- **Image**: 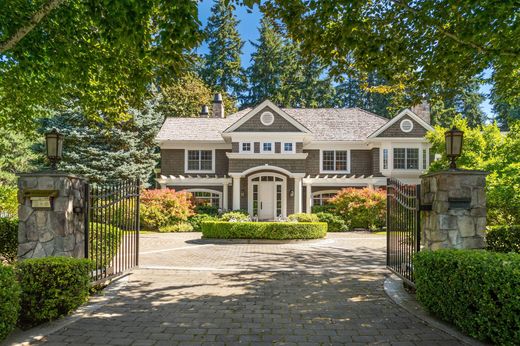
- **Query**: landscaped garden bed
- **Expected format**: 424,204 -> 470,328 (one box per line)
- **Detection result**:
201,221 -> 327,240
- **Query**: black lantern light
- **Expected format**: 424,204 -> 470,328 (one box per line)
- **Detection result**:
445,126 -> 463,169
45,129 -> 64,170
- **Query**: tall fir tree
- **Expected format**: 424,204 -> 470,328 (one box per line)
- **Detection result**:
200,0 -> 246,100
37,100 -> 163,184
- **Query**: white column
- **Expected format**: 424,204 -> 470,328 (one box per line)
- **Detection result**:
305,183 -> 312,213
368,183 -> 374,189
160,183 -> 167,190
222,183 -> 229,211
294,177 -> 302,214
232,176 -> 241,210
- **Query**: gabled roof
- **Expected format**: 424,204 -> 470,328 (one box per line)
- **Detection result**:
223,100 -> 311,133
368,109 -> 434,138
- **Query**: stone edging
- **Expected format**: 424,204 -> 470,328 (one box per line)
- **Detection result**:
383,274 -> 489,346
1,275 -> 130,346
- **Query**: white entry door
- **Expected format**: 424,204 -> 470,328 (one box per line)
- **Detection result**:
257,182 -> 275,220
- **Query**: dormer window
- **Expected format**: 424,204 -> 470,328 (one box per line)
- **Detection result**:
261,142 -> 274,153
283,142 -> 295,154
240,142 -> 252,153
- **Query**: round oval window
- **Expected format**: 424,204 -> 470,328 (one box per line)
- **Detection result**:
400,119 -> 414,133
260,111 -> 274,126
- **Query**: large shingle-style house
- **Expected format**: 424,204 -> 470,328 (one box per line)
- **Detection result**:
156,95 -> 434,220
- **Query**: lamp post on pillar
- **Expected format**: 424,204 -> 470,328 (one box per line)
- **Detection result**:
445,127 -> 463,169
45,129 -> 64,170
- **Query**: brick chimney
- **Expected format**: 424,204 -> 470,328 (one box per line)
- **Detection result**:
411,99 -> 431,124
212,93 -> 224,118
200,105 -> 209,118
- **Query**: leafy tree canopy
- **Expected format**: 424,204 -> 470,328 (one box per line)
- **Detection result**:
257,0 -> 519,108
0,0 -> 202,130
427,117 -> 520,225
158,73 -> 237,117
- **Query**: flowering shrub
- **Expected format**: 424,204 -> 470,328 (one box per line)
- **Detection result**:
330,188 -> 386,230
140,189 -> 194,231
220,211 -> 249,222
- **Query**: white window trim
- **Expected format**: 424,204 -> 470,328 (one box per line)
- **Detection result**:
239,142 -> 253,154
311,190 -> 339,207
400,119 -> 414,133
185,188 -> 222,209
184,149 -> 216,174
260,111 -> 275,126
380,142 -> 430,173
260,141 -> 275,154
392,147 -> 420,170
282,142 -> 296,154
319,149 -> 350,174
382,148 -> 389,170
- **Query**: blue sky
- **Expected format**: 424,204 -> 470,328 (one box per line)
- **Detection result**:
197,0 -> 493,118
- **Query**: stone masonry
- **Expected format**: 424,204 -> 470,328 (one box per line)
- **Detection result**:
420,170 -> 488,250
17,172 -> 87,259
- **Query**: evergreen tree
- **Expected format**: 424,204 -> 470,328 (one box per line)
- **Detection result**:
491,89 -> 520,130
296,54 -> 336,108
200,0 -> 246,100
246,17 -> 289,107
37,100 -> 163,184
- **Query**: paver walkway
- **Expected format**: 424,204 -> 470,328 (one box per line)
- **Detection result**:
31,232 -> 462,345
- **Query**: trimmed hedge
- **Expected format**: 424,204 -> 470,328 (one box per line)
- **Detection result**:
414,250 -> 520,345
189,214 -> 219,232
16,257 -> 92,328
202,221 -> 327,240
0,218 -> 18,263
0,265 -> 20,341
486,225 -> 520,253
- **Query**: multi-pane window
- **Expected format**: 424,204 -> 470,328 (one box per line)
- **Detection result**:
276,185 -> 282,216
383,149 -> 389,169
192,191 -> 220,208
312,192 -> 337,206
322,150 -> 348,172
241,142 -> 251,152
283,142 -> 294,153
187,150 -> 213,171
422,149 -> 427,169
393,148 -> 419,170
262,142 -> 273,153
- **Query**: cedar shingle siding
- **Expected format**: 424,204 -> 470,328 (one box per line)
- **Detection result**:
377,115 -> 427,137
161,149 -> 229,175
350,150 -> 372,175
234,107 -> 302,132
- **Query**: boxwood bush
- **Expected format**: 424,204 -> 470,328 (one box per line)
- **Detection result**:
16,257 -> 92,328
314,212 -> 347,232
414,249 -> 520,345
287,213 -> 319,222
486,225 -> 520,253
0,265 -> 20,341
202,221 -> 327,240
0,218 -> 18,263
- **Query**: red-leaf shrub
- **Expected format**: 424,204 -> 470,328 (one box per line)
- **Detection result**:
329,188 -> 386,230
140,189 -> 194,231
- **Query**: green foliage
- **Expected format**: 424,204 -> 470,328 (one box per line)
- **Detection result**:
158,73 -> 236,118
140,189 -> 194,231
314,212 -> 347,232
199,0 -> 246,99
194,204 -> 220,216
427,118 -> 520,225
0,185 -> 17,217
188,214 -> 219,232
486,225 -> 520,253
330,188 -> 386,230
88,223 -> 122,270
287,213 -> 319,223
201,221 -> 327,240
158,222 -> 194,233
263,0 -> 520,110
311,204 -> 336,214
0,265 -> 20,341
414,250 -> 520,345
220,211 -> 249,222
0,218 -> 18,264
0,128 -> 37,185
0,0 -> 202,130
37,99 -> 162,184
15,257 -> 92,328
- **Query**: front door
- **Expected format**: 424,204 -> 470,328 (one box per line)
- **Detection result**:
257,182 -> 275,220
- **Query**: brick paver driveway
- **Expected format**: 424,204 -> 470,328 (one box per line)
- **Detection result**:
36,232 -> 462,345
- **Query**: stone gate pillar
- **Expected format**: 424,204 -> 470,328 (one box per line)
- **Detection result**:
420,170 -> 488,250
17,172 -> 87,259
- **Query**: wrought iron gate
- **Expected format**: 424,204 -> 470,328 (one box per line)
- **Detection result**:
386,178 -> 421,286
85,179 -> 140,283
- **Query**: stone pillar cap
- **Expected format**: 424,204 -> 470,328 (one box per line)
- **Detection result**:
17,171 -> 88,180
421,169 -> 489,178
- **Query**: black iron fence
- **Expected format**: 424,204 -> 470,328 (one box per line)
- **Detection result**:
386,178 -> 421,287
85,179 -> 140,283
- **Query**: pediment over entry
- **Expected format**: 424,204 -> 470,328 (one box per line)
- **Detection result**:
224,100 -> 311,133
